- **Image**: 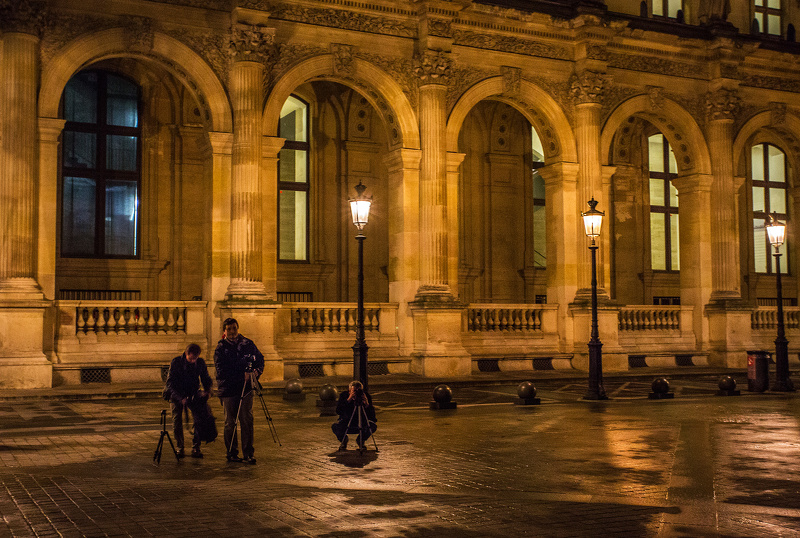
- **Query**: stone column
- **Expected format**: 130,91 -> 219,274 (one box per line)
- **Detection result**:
706,87 -> 742,303
446,152 -> 465,297
260,136 -> 285,301
38,118 -> 66,301
0,32 -> 42,298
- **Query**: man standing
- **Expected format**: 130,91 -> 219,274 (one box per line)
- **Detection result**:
214,317 -> 264,464
164,343 -> 213,458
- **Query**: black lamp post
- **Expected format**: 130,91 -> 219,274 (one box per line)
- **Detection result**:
582,198 -> 608,400
766,215 -> 795,392
349,181 -> 372,392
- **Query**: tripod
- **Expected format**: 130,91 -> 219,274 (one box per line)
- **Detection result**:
153,409 -> 179,464
229,370 -> 280,457
343,400 -> 379,453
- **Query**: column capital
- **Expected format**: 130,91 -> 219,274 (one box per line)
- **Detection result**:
384,147 -> 422,173
446,151 -> 466,171
569,70 -> 610,106
537,161 -> 579,186
261,136 -> 286,159
414,50 -> 452,86
229,23 -> 277,65
705,87 -> 739,122
0,0 -> 46,36
38,118 -> 65,142
672,173 -> 713,194
208,131 -> 233,155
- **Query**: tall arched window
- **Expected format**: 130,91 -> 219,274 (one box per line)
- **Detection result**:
755,0 -> 782,36
648,134 -> 679,271
653,0 -> 682,18
278,95 -> 309,262
61,70 -> 141,257
752,143 -> 788,274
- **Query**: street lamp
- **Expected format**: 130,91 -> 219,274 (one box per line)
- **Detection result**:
582,197 -> 607,400
766,215 -> 795,392
349,181 -> 372,392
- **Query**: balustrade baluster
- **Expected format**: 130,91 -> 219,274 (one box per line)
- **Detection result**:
176,309 -> 186,333
166,308 -> 176,333
298,309 -> 308,332
76,308 -> 86,333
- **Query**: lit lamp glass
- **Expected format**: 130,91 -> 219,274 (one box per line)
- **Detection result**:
766,215 -> 785,247
349,182 -> 372,231
582,198 -> 604,241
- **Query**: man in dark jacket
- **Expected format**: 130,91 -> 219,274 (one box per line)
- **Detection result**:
164,343 -> 213,458
214,317 -> 264,464
332,380 -> 377,451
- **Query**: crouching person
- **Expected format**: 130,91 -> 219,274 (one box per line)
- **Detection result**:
163,343 -> 214,458
332,381 -> 377,451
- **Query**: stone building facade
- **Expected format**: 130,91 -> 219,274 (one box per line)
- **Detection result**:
2,0 -> 800,387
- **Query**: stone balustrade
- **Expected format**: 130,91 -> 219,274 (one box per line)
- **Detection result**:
618,306 -> 682,331
751,307 -> 800,330
283,302 -> 396,334
465,305 -> 547,332
58,301 -> 207,336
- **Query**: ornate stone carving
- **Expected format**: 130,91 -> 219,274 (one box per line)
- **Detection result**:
453,30 -> 570,60
124,17 -> 154,53
270,5 -> 414,38
264,43 -> 324,93
229,23 -> 276,64
446,65 -> 492,113
569,71 -> 609,105
0,0 -> 47,35
39,13 -> 117,67
331,43 -> 355,77
501,66 -> 521,96
427,17 -> 452,38
770,102 -> 787,126
647,86 -> 664,111
359,53 -> 418,110
414,50 -> 451,85
586,44 -> 609,62
149,0 -> 229,8
503,92 -> 561,159
743,74 -> 800,93
705,88 -> 739,121
169,29 -> 230,84
606,52 -> 705,79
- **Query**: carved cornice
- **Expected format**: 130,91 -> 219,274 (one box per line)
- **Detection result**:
705,87 -> 739,121
606,52 -> 705,79
270,4 -> 414,38
229,23 -> 276,64
426,17 -> 452,39
414,50 -> 452,85
452,29 -> 570,60
0,0 -> 47,35
569,70 -> 609,105
742,74 -> 800,93
148,0 -> 229,8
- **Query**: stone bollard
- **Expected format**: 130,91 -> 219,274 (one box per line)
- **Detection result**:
283,378 -> 306,401
514,381 -> 540,405
316,384 -> 338,415
648,377 -> 674,399
429,384 -> 457,410
716,375 -> 741,396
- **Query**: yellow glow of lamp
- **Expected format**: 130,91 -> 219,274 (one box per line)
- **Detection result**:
766,214 -> 786,247
349,181 -> 372,231
582,198 -> 604,242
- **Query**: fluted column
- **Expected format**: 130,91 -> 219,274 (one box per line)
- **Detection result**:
446,152 -> 465,297
226,23 -> 273,300
260,136 -> 286,301
570,71 -> 608,299
415,50 -> 453,301
0,32 -> 42,297
706,87 -> 741,302
38,118 -> 66,300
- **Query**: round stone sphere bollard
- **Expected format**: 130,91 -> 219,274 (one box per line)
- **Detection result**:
651,377 -> 670,394
432,384 -> 453,403
318,384 -> 338,402
283,378 -> 306,401
718,375 -> 736,392
517,381 -> 537,399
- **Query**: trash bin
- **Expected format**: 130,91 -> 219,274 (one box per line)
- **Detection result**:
747,350 -> 770,392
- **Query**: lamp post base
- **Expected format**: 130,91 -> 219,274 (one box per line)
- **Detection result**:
770,380 -> 796,392
583,390 -> 608,401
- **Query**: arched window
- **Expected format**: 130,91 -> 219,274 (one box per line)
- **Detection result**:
531,126 -> 546,269
653,0 -> 682,18
61,70 -> 141,257
755,0 -> 782,36
278,95 -> 309,262
648,134 -> 679,271
752,143 -> 788,274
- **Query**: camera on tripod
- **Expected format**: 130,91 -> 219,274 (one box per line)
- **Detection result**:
244,354 -> 255,373
353,386 -> 365,406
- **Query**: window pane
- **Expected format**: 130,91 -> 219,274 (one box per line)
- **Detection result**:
755,0 -> 764,5
62,177 -> 96,255
768,14 -> 781,35
751,145 -> 764,180
648,135 -> 664,172
670,214 -> 680,270
533,204 -> 546,268
279,148 -> 308,183
653,0 -> 663,15
768,145 -> 785,181
64,72 -> 97,124
753,187 -> 765,212
767,0 -> 780,7
532,171 -> 545,200
279,96 -> 307,142
754,218 -> 767,273
63,131 -> 96,169
531,127 -> 544,163
667,0 -> 681,18
668,146 -> 678,174
651,213 -> 666,270
650,178 -> 665,206
769,188 -> 786,213
279,190 -> 307,260
106,74 -> 138,128
669,182 -> 678,207
105,181 -> 138,256
106,135 -> 138,171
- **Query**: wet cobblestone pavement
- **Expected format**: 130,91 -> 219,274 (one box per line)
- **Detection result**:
1,373 -> 799,536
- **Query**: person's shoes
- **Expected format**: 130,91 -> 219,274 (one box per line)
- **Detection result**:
243,455 -> 257,465
191,448 -> 203,459
176,448 -> 185,459
356,437 -> 366,450
226,453 -> 242,462
338,435 -> 349,451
